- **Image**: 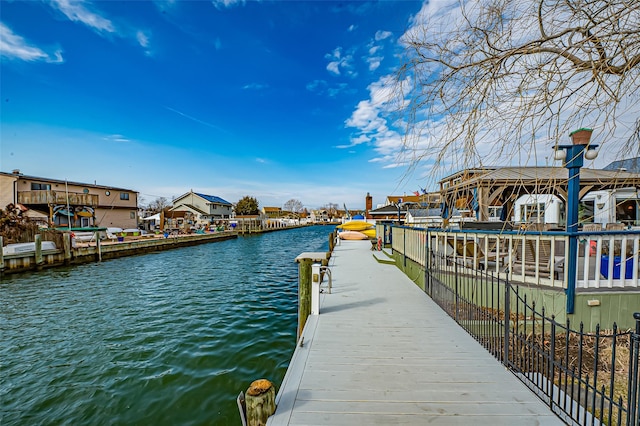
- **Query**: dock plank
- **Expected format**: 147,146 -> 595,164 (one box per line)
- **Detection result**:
268,240 -> 564,425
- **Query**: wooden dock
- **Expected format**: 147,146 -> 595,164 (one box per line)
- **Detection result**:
268,239 -> 564,425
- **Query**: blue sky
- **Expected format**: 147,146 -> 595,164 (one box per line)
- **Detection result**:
0,0 -> 429,210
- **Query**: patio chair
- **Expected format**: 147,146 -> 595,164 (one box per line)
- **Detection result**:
453,239 -> 508,270
511,238 -> 563,279
582,223 -> 602,256
605,223 -> 626,231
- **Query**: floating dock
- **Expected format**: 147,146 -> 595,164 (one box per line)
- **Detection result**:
268,239 -> 563,425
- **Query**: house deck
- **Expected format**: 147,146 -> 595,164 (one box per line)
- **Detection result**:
268,240 -> 563,425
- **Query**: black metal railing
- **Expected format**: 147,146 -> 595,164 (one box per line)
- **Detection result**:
426,251 -> 640,426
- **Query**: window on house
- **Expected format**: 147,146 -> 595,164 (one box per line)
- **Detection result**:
521,203 -> 545,223
130,212 -> 135,219
31,183 -> 51,190
488,206 -> 503,220
617,199 -> 639,226
579,200 -> 595,224
120,192 -> 129,200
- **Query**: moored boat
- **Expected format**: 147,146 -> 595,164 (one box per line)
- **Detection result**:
2,241 -> 57,255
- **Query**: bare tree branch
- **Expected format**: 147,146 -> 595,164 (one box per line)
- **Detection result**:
395,0 -> 640,185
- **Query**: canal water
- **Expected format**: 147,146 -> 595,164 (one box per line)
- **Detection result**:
0,225 -> 331,425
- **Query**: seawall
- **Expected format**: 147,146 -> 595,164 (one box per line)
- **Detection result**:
1,232 -> 238,276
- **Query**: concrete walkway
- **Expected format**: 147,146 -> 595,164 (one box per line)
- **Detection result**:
268,239 -> 564,425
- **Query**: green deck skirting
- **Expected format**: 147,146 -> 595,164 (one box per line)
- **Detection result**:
389,250 -> 639,331
372,252 -> 395,265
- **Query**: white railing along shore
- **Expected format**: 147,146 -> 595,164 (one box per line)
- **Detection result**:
390,226 -> 640,290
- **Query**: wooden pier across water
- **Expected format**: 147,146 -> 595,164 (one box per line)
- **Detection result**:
268,239 -> 564,425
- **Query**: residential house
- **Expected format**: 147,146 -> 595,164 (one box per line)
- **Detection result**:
170,190 -> 232,227
0,170 -> 138,229
0,171 -> 18,211
438,166 -> 640,227
603,157 -> 640,173
310,209 -> 330,223
385,194 -> 422,206
262,206 -> 283,219
369,203 -> 408,223
405,208 -> 443,227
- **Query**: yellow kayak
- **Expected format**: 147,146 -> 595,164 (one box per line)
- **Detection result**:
336,220 -> 374,231
360,228 -> 376,239
338,230 -> 369,240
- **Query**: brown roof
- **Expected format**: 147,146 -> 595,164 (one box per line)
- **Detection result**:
387,195 -> 421,204
444,166 -> 640,192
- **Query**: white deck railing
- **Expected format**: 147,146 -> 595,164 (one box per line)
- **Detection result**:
390,226 -> 640,290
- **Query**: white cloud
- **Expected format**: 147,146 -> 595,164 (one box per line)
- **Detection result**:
0,23 -> 64,63
212,0 -> 246,10
103,134 -> 132,143
345,74 -> 419,172
325,47 -> 355,77
50,0 -> 115,33
327,83 -> 350,97
307,80 -> 351,98
336,134 -> 370,149
306,79 -> 327,92
366,56 -> 382,71
164,106 -> 227,133
242,83 -> 269,90
325,47 -> 342,75
374,30 -> 393,41
348,24 -> 357,32
136,30 -> 153,56
50,0 -> 155,57
405,0 -> 638,170
136,30 -> 149,48
368,45 -> 382,55
363,36 -> 391,72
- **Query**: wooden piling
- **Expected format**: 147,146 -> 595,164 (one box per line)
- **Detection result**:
297,258 -> 312,338
0,236 -> 4,276
329,231 -> 335,252
35,234 -> 43,269
63,233 -> 71,265
295,252 -> 331,338
95,232 -> 102,262
245,379 -> 276,426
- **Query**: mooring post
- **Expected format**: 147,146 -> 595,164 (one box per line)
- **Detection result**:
244,379 -> 276,426
63,233 -> 71,264
295,252 -> 330,339
0,236 -> 5,276
311,263 -> 321,315
297,258 -> 312,338
328,231 -> 335,252
35,234 -> 43,269
95,232 -> 102,262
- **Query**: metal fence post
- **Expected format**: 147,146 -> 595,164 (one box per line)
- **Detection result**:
454,260 -> 459,322
503,278 -> 510,367
629,312 -> 640,426
425,230 -> 430,296
403,228 -> 407,267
